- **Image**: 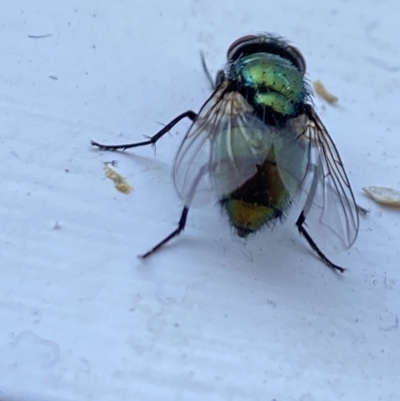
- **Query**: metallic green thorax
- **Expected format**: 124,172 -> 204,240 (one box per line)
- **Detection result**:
231,53 -> 307,120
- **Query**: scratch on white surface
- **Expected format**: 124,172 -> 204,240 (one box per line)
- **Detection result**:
28,34 -> 53,39
9,330 -> 60,369
379,315 -> 399,332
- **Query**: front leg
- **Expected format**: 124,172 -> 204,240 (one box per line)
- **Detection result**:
91,110 -> 197,151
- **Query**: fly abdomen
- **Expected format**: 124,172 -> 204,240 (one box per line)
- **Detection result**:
220,156 -> 291,237
221,200 -> 282,237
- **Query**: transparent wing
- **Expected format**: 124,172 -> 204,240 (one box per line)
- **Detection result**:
301,106 -> 360,248
173,81 -> 276,206
268,114 -> 310,200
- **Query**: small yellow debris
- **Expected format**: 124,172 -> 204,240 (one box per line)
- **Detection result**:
363,186 -> 400,207
103,162 -> 132,194
313,80 -> 338,104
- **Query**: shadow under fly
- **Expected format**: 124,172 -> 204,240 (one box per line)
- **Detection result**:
92,33 -> 366,273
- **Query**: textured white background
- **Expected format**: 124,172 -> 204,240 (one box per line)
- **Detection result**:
1,1 -> 399,400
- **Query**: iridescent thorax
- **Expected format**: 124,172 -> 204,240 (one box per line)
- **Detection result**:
225,35 -> 309,122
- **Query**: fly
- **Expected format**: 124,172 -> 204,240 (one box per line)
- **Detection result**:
92,34 -> 364,273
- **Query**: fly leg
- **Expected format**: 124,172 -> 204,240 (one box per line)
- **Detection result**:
91,112 -> 202,258
140,206 -> 189,258
200,52 -> 215,89
200,52 -> 225,90
139,163 -> 207,258
296,164 -> 346,273
91,110 -> 197,151
295,212 -> 346,273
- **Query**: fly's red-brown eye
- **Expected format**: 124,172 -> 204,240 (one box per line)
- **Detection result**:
226,35 -> 259,60
286,44 -> 306,74
226,34 -> 307,74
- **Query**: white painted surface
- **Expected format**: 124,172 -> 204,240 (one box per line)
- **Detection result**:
1,1 -> 399,400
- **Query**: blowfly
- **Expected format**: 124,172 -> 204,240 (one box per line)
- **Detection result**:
92,34 -> 363,273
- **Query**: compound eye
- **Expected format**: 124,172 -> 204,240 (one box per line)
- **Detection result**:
227,34 -> 259,60
287,44 -> 306,74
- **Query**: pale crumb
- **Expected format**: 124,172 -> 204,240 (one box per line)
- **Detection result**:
104,163 -> 132,194
363,186 -> 400,207
313,80 -> 338,104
